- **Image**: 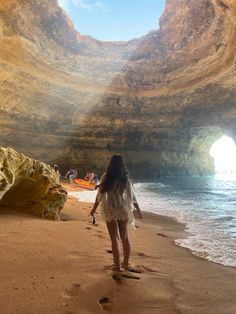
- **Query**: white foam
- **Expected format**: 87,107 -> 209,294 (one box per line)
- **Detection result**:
176,236 -> 236,267
69,190 -> 97,203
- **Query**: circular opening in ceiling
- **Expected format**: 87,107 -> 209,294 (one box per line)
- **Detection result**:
58,0 -> 166,41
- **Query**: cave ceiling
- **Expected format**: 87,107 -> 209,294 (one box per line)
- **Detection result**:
0,0 -> 235,176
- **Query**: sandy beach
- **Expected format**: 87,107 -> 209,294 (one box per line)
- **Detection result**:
0,184 -> 236,314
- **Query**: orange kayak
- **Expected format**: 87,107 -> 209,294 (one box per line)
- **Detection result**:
74,179 -> 96,190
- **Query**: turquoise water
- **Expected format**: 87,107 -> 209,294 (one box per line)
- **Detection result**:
70,174 -> 236,267
134,175 -> 236,267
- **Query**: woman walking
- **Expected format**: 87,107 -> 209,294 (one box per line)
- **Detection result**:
90,155 -> 143,278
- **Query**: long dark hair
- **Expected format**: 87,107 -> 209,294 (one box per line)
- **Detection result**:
100,155 -> 128,194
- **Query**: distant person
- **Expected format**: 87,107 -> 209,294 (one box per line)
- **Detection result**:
84,171 -> 91,181
89,171 -> 95,181
92,173 -> 99,185
89,171 -> 98,184
65,169 -> 75,185
73,169 -> 78,179
54,164 -> 60,177
90,155 -> 143,280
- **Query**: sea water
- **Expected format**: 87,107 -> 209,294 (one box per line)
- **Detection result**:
69,174 -> 236,267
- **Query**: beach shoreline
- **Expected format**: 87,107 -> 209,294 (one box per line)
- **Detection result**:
0,184 -> 235,313
69,191 -> 236,271
65,181 -> 236,270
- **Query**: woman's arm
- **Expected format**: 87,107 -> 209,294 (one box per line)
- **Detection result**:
89,173 -> 106,216
127,176 -> 143,219
90,196 -> 100,216
133,201 -> 143,219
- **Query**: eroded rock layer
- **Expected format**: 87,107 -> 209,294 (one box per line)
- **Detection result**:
0,147 -> 67,219
0,0 -> 236,176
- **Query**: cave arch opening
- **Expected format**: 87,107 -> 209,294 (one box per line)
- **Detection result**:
210,135 -> 236,174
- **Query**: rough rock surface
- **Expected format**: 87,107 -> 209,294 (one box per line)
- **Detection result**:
0,147 -> 67,219
0,0 -> 236,177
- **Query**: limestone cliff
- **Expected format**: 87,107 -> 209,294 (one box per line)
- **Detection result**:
0,0 -> 235,177
0,147 -> 67,219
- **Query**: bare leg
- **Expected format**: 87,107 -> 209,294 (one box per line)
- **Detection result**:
106,220 -> 121,272
118,219 -> 131,268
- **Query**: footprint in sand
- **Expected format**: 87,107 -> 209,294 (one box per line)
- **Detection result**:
157,233 -> 175,244
139,265 -> 158,273
137,252 -> 145,257
62,283 -> 81,299
137,252 -> 159,260
99,297 -> 111,311
94,234 -> 104,239
157,233 -> 167,238
86,227 -> 92,230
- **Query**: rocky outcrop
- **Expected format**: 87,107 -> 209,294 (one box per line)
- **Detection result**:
0,0 -> 236,177
0,147 -> 67,219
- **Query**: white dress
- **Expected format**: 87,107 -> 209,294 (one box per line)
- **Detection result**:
96,173 -> 137,225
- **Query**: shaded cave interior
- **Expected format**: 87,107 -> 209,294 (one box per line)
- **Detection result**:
0,175 -> 50,216
54,127 -> 236,179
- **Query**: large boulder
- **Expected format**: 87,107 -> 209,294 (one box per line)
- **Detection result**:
0,147 -> 67,219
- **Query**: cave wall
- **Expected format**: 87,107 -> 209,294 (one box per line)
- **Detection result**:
0,0 -> 236,177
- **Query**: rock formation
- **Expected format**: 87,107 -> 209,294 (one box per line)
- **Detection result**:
0,0 -> 235,177
0,147 -> 67,219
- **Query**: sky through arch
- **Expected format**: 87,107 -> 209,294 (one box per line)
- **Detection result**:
58,0 -> 166,41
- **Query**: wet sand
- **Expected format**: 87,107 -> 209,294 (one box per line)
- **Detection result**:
0,184 -> 236,313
